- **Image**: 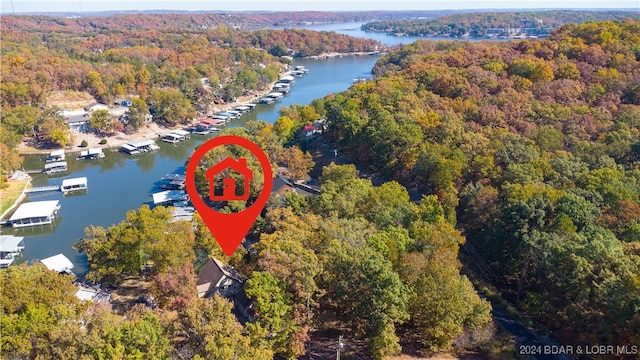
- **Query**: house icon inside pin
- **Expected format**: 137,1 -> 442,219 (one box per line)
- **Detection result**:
205,158 -> 253,201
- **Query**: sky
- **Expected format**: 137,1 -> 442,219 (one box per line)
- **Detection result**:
0,0 -> 638,14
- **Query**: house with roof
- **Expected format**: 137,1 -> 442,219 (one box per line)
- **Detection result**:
272,175 -> 320,197
205,158 -> 253,201
196,257 -> 253,322
62,112 -> 90,132
196,257 -> 245,298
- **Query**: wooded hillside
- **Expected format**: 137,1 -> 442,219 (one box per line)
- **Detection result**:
311,19 -> 640,345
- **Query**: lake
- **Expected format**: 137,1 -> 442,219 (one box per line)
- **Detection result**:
8,21 -> 494,273
8,54 -> 380,273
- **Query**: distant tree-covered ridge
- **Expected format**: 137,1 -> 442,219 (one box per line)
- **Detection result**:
0,14 -> 380,181
307,19 -> 640,346
362,10 -> 640,37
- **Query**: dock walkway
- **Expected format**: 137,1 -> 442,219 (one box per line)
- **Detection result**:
24,186 -> 60,194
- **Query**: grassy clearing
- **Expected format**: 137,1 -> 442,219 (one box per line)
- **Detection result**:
0,178 -> 28,217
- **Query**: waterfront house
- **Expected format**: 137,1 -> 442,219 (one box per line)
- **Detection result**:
75,283 -> 111,303
196,257 -> 254,322
8,200 -> 61,228
64,113 -> 90,132
196,257 -> 245,298
40,253 -> 74,274
0,235 -> 25,268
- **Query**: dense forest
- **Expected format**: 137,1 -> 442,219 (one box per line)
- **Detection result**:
2,120 -> 493,359
0,14 -> 380,186
362,11 -> 640,37
311,19 -> 640,346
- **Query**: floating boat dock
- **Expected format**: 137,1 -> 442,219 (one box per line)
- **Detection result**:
161,130 -> 191,144
43,161 -> 68,175
6,200 -> 61,228
61,177 -> 88,194
76,148 -> 105,160
24,177 -> 88,195
120,140 -> 160,155
0,235 -> 25,268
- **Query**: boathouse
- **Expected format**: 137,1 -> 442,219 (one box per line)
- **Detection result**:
76,148 -> 104,160
8,200 -> 61,228
61,177 -> 88,194
40,253 -> 74,274
0,235 -> 25,268
43,161 -> 68,175
46,149 -> 65,162
120,140 -> 159,155
152,190 -> 190,207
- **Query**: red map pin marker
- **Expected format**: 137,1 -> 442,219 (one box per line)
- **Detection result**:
185,135 -> 273,256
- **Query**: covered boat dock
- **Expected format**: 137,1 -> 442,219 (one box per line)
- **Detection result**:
40,253 -> 74,274
152,190 -> 190,207
120,140 -> 159,155
61,177 -> 88,194
8,200 -> 61,228
0,235 -> 25,268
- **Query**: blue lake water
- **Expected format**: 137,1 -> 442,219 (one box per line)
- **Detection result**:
8,21 -> 497,273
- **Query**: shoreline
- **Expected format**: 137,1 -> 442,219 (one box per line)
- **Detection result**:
17,86 -> 275,156
305,51 -> 385,59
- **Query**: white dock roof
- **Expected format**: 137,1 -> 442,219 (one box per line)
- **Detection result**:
44,161 -> 67,169
279,75 -> 295,81
62,177 -> 87,188
40,253 -> 74,272
153,190 -> 188,205
9,201 -> 60,221
170,129 -> 190,136
128,139 -> 155,148
88,148 -> 103,155
0,235 -> 24,252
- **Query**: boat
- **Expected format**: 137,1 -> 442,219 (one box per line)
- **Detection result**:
0,235 -> 25,268
7,200 -> 61,228
294,65 -> 309,73
43,161 -> 68,175
242,103 -> 257,110
61,177 -> 88,194
45,149 -> 65,163
76,148 -> 105,160
120,140 -> 159,155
